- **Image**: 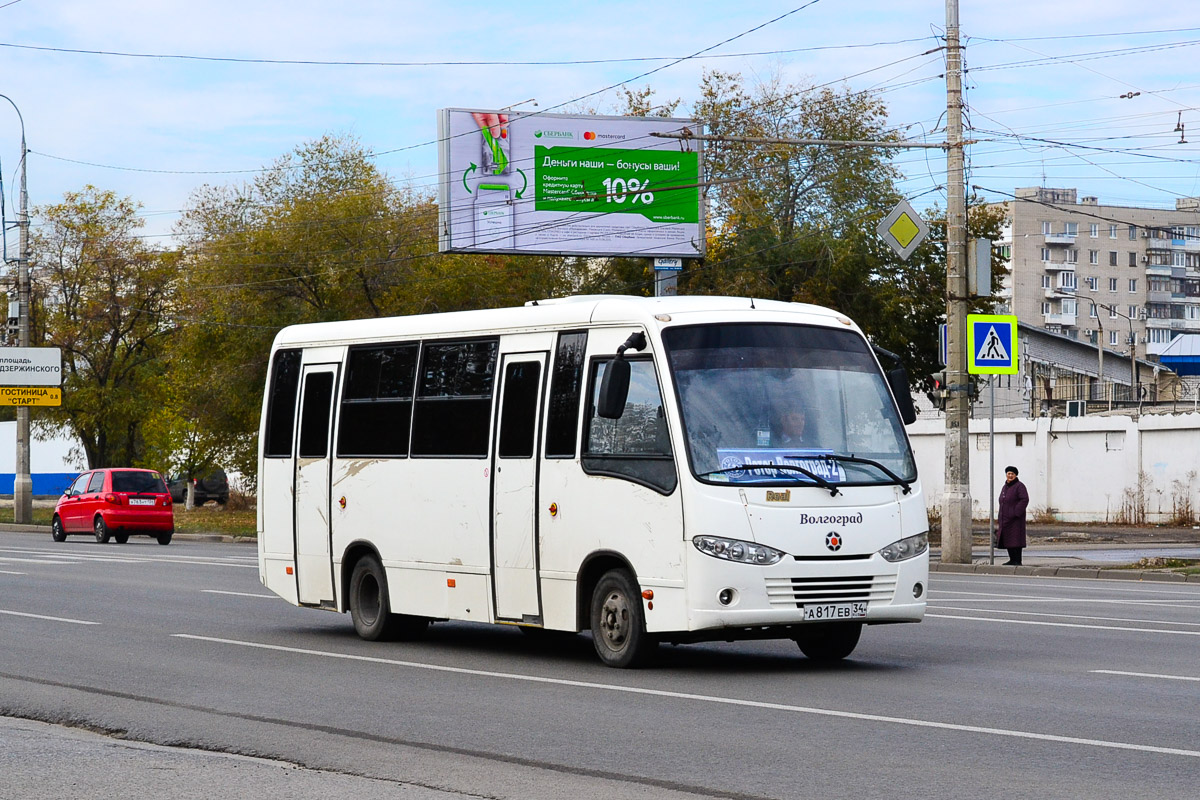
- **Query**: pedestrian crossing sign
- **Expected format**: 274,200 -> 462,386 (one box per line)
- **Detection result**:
967,314 -> 1018,374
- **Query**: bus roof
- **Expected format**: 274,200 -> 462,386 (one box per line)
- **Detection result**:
271,295 -> 859,350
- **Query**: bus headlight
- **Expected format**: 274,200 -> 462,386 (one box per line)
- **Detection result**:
693,536 -> 785,565
878,533 -> 929,563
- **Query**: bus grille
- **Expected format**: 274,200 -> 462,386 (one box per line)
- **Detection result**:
765,575 -> 897,608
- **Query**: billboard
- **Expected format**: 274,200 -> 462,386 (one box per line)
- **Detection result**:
438,109 -> 704,258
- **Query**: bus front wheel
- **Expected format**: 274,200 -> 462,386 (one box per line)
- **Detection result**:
795,622 -> 862,661
590,569 -> 656,668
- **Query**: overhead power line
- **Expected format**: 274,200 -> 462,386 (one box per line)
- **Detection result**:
0,34 -> 927,67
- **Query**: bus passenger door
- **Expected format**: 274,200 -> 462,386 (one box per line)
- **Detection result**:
294,364 -> 338,606
491,353 -> 548,622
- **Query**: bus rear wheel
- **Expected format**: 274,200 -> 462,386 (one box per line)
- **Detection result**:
590,569 -> 656,668
795,622 -> 862,662
349,555 -> 427,641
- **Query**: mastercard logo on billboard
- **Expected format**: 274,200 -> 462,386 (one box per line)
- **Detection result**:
583,131 -> 596,140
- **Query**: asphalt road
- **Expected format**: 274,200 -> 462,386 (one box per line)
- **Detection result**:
1,532 -> 1198,799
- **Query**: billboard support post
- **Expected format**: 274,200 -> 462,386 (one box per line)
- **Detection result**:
653,257 -> 682,298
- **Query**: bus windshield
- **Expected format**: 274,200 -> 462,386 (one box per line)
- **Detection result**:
662,323 -> 916,487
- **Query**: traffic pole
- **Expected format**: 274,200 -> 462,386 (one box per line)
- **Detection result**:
941,0 -> 973,563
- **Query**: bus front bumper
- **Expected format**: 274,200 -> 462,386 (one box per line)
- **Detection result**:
680,550 -> 928,633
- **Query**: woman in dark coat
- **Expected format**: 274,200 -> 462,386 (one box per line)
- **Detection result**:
997,465 -> 1030,565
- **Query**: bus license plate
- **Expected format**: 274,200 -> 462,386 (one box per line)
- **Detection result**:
129,498 -> 155,506
803,602 -> 867,621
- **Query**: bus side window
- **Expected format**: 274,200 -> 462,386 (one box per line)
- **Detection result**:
582,358 -> 677,495
411,339 -> 498,458
298,373 -> 335,459
545,331 -> 588,458
264,349 -> 302,458
337,344 -> 418,458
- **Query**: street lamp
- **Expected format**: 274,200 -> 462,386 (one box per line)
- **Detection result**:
1054,289 -> 1109,408
1096,300 -> 1142,404
1063,287 -> 1142,408
1089,295 -> 1141,404
0,93 -> 32,523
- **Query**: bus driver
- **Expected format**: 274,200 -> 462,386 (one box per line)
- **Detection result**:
775,405 -> 814,449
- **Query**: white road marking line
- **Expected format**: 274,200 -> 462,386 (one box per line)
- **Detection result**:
927,613 -> 1200,636
0,548 -> 257,569
932,593 -> 1200,604
932,591 -> 1050,599
1091,670 -> 1200,682
0,609 -> 100,625
930,596 -> 1200,613
202,589 -> 275,599
173,633 -> 1200,760
934,578 -> 1200,597
0,557 -> 80,565
0,569 -> 25,575
932,605 -> 1200,627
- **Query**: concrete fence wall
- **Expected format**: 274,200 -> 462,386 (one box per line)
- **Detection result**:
0,421 -> 79,495
3,414 -> 1198,519
909,412 -> 1200,523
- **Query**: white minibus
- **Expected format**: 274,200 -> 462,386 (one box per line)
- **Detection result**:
257,295 -> 928,667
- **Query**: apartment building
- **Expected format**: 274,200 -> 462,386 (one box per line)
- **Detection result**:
995,187 -> 1200,359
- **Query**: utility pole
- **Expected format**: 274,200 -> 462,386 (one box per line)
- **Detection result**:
1,95 -> 32,523
941,0 -> 973,564
15,128 -> 31,524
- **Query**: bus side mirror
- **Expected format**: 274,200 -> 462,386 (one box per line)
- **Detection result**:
597,358 -> 631,419
887,366 -> 918,425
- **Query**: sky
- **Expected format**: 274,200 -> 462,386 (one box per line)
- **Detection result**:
2,0 -> 1199,252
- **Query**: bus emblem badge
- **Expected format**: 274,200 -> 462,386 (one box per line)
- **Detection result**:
825,532 -> 843,551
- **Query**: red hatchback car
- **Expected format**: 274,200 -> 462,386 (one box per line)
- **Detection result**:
52,468 -> 175,545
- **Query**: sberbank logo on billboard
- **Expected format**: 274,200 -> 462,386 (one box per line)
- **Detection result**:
533,130 -> 574,139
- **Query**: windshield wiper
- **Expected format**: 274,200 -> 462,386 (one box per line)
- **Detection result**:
696,464 -> 840,497
821,454 -> 912,494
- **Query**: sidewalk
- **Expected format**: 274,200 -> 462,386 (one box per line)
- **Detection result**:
931,523 -> 1200,582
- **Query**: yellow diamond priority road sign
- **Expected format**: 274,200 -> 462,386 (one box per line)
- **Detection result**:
876,198 -> 930,261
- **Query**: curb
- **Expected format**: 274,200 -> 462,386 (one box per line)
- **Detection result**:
0,524 -> 250,544
0,524 -> 45,534
930,562 -> 1199,583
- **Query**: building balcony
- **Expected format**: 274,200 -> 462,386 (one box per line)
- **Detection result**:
1043,262 -> 1076,272
1044,233 -> 1076,245
1147,290 -> 1174,304
1045,286 -> 1075,299
1045,312 -> 1077,326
